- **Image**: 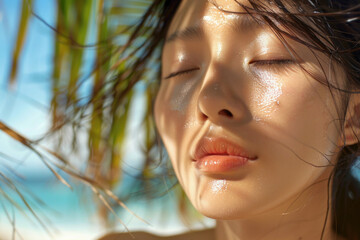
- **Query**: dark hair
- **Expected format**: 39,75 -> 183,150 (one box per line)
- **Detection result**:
125,0 -> 360,239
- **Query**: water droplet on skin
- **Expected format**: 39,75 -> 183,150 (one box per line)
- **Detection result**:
250,34 -> 283,119
253,70 -> 283,111
184,120 -> 196,128
211,179 -> 228,194
253,116 -> 264,124
178,53 -> 185,62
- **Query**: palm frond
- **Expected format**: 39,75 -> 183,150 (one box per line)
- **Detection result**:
3,0 -> 185,234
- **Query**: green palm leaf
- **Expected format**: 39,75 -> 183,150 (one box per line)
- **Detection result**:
8,0 -> 33,87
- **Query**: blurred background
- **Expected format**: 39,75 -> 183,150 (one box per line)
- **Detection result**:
0,0 -> 214,239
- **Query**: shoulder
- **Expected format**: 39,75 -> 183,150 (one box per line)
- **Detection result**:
97,231 -> 158,240
98,228 -> 216,240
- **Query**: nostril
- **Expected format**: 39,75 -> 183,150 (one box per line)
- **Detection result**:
218,109 -> 233,118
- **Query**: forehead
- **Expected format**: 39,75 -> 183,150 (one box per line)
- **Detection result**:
167,0 -> 256,38
163,0 -> 347,88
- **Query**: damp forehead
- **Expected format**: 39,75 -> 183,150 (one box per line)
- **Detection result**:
164,0 -> 347,94
167,0 -> 258,40
166,0 -> 305,50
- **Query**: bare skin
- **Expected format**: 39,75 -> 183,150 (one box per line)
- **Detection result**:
153,0 -> 356,239
98,228 -> 216,240
97,226 -> 346,240
100,0 -> 357,239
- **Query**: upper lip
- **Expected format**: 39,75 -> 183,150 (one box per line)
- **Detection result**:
193,137 -> 258,161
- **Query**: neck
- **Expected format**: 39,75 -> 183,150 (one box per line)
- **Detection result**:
215,168 -> 340,240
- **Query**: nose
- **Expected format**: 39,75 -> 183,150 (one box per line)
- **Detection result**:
197,65 -> 251,124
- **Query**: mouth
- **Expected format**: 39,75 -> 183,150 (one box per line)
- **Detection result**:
192,137 -> 258,173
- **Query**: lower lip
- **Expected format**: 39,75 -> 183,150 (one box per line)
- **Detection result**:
195,155 -> 251,173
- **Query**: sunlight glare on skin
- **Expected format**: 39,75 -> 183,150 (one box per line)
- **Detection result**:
203,11 -> 241,28
178,52 -> 185,62
170,80 -> 197,114
216,42 -> 223,59
210,180 -> 229,194
251,70 -> 283,119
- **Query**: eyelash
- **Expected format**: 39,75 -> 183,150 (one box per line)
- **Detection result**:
164,67 -> 200,80
250,59 -> 298,73
250,59 -> 295,67
164,59 -> 296,79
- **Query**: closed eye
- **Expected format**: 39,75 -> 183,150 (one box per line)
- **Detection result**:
250,59 -> 295,66
164,60 -> 296,79
164,67 -> 200,80
249,59 -> 298,72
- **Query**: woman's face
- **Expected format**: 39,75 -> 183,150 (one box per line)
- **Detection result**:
155,0 -> 344,219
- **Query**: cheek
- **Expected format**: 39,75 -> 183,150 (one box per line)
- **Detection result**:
169,80 -> 198,115
154,80 -> 199,174
155,81 -> 196,134
283,80 -> 338,142
250,70 -> 283,120
255,74 -> 341,166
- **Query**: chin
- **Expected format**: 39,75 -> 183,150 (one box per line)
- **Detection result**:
195,203 -> 252,220
190,194 -> 259,220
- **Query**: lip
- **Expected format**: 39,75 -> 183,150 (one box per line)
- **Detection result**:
193,137 -> 257,173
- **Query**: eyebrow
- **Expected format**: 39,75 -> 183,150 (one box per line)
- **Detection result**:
165,15 -> 265,44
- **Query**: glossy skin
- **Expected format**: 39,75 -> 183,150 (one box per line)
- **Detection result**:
98,229 -> 215,240
155,0 -> 349,239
